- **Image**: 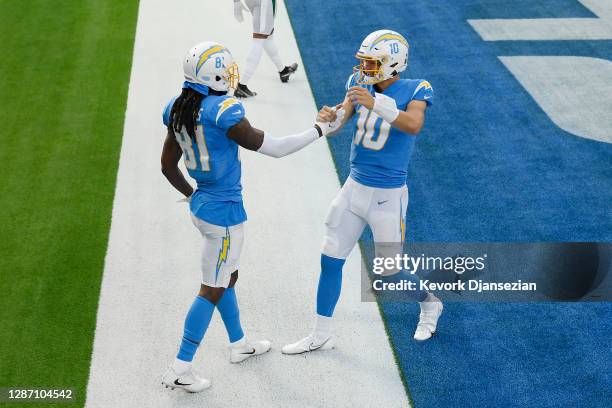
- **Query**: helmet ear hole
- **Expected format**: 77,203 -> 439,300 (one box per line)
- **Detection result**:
215,75 -> 221,81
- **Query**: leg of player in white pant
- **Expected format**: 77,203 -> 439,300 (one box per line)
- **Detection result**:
366,186 -> 443,341
283,179 -> 366,354
162,220 -> 271,392
240,37 -> 265,88
235,0 -> 270,97
263,34 -> 284,71
283,178 -> 443,356
263,34 -> 298,82
235,0 -> 297,97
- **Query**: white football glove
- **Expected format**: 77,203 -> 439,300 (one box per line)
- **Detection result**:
233,0 -> 248,23
316,108 -> 346,137
373,92 -> 400,124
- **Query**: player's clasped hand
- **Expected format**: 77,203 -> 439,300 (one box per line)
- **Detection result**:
347,86 -> 375,109
316,108 -> 346,137
317,105 -> 338,122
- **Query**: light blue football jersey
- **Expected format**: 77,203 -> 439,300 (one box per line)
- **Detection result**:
346,74 -> 433,188
163,94 -> 247,227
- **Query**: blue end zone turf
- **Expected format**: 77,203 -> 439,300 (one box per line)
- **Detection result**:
285,0 -> 612,406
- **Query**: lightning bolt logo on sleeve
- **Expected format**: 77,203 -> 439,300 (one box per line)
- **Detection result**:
215,98 -> 240,124
412,80 -> 432,96
215,228 -> 231,282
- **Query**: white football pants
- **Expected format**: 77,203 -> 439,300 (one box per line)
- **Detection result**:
191,214 -> 245,288
245,0 -> 274,35
322,176 -> 409,260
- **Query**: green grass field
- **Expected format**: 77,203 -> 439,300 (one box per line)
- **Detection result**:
0,1 -> 139,406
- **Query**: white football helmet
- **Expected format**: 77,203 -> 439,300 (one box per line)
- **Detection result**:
183,41 -> 239,92
354,29 -> 409,85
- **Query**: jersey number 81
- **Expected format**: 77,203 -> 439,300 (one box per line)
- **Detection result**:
175,125 -> 211,171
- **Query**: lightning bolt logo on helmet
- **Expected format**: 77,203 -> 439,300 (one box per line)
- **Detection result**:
183,41 -> 240,92
354,29 -> 409,85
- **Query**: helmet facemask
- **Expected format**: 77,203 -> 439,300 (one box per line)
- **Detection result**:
223,62 -> 240,90
353,54 -> 385,85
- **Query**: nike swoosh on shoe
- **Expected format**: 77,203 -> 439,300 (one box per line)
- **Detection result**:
308,337 -> 330,351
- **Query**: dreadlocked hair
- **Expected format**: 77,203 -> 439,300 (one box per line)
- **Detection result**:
169,87 -> 204,139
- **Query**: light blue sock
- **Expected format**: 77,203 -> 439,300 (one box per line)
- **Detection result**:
216,287 -> 244,343
177,296 -> 215,362
316,254 -> 345,317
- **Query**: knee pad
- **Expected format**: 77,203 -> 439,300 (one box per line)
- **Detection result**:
322,199 -> 347,258
321,232 -> 340,258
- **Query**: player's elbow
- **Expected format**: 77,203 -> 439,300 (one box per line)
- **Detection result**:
397,121 -> 422,135
406,124 -> 423,135
161,162 -> 178,177
393,114 -> 424,135
406,116 -> 425,135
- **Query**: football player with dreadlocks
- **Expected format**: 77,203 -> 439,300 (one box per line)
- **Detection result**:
160,41 -> 343,392
282,30 -> 443,355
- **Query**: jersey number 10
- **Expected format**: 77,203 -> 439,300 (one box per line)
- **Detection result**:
354,107 -> 391,150
175,126 -> 211,171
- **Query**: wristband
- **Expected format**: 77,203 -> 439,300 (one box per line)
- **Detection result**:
373,92 -> 400,123
314,124 -> 323,137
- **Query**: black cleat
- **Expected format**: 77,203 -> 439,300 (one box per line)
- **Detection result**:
279,63 -> 298,83
234,83 -> 257,98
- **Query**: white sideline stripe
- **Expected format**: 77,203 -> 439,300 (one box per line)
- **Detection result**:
85,1 -> 409,407
468,0 -> 612,40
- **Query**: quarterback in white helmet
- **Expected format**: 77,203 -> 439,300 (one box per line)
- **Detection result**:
283,30 -> 443,356
354,29 -> 410,85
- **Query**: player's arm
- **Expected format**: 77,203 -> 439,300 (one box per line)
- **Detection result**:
316,72 -> 361,131
347,86 -> 427,135
161,129 -> 194,198
392,100 -> 427,135
317,96 -> 355,133
227,116 -> 341,158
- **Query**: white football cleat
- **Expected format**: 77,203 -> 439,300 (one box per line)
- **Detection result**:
229,338 -> 272,364
161,367 -> 211,393
281,334 -> 334,355
414,294 -> 443,341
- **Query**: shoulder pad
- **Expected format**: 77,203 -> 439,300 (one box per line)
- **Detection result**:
162,96 -> 178,127
207,96 -> 245,129
412,80 -> 434,106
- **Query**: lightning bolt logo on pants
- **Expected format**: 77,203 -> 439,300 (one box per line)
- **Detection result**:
215,228 -> 231,282
400,196 -> 406,242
